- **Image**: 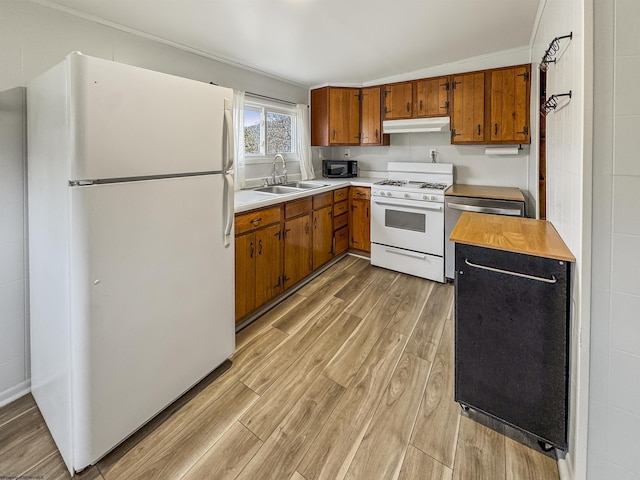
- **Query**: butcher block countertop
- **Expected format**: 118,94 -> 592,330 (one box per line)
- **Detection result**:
445,184 -> 525,202
450,212 -> 575,262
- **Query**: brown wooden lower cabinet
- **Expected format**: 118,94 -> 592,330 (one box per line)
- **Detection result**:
284,213 -> 312,288
235,221 -> 282,322
334,226 -> 349,255
349,187 -> 371,253
235,186 -> 372,324
254,224 -> 283,307
313,205 -> 334,270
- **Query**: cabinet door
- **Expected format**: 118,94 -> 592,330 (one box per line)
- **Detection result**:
451,72 -> 485,143
490,65 -> 530,143
255,224 -> 282,309
361,86 -> 384,145
349,199 -> 370,252
313,206 -> 334,270
384,82 -> 413,120
329,88 -> 361,145
415,76 -> 450,117
284,214 -> 312,288
235,232 -> 255,322
334,226 -> 349,256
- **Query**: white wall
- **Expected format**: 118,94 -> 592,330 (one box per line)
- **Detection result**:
0,0 -> 308,405
531,0 -> 592,479
588,0 -> 640,479
0,87 -> 28,404
315,135 -> 531,204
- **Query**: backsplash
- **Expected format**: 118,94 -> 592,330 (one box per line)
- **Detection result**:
312,132 -> 531,206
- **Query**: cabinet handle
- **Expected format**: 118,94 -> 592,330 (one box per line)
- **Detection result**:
305,222 -> 309,235
258,239 -> 262,255
274,275 -> 281,288
464,258 -> 558,284
517,126 -> 529,135
284,274 -> 291,283
440,100 -> 449,110
249,241 -> 254,258
284,227 -> 291,239
375,128 -> 379,139
314,217 -> 318,229
366,207 -> 369,218
332,129 -> 336,139
249,217 -> 262,227
419,100 -> 423,111
332,237 -> 336,255
406,102 -> 411,112
494,123 -> 498,135
275,230 -> 282,240
477,124 -> 481,136
356,192 -> 366,196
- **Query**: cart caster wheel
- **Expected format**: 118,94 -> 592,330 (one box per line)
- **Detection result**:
460,404 -> 470,413
537,440 -> 554,452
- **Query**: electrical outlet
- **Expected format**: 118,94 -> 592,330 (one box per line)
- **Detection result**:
318,149 -> 323,160
344,149 -> 350,159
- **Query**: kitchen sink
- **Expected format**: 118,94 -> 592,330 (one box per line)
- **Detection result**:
254,181 -> 329,195
254,185 -> 304,195
282,181 -> 329,189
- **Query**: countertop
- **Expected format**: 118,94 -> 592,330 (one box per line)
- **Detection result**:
449,212 -> 575,262
234,177 -> 379,213
445,184 -> 525,202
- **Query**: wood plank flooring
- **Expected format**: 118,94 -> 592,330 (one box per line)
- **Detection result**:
0,256 -> 560,480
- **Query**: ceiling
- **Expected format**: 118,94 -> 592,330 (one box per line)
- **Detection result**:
39,0 -> 541,87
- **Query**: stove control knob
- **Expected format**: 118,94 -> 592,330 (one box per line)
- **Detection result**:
386,191 -> 392,197
422,194 -> 428,200
404,193 -> 410,199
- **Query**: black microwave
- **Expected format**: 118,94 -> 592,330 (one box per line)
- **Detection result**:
322,159 -> 358,178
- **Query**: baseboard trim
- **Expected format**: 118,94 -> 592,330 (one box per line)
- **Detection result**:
558,456 -> 573,480
0,379 -> 31,408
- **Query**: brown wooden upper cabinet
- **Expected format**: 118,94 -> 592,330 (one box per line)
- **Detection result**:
451,72 -> 485,144
414,76 -> 450,117
360,86 -> 387,146
311,86 -> 360,146
489,64 -> 531,144
383,82 -> 413,120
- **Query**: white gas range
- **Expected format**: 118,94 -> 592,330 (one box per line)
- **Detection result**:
370,162 -> 453,283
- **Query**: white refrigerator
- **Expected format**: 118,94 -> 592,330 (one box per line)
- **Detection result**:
27,52 -> 236,474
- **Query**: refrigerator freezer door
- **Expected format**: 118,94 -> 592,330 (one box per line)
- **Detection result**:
69,174 -> 235,468
69,53 -> 233,180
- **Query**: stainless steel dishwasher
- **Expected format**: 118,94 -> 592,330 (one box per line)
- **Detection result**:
445,195 -> 525,280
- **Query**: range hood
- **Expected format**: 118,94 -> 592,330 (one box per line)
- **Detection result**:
383,116 -> 450,134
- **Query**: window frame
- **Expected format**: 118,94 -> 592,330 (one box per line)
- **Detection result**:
242,97 -> 298,164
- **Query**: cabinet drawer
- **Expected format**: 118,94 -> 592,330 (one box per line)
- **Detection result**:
236,206 -> 281,235
285,198 -> 312,220
334,212 -> 348,230
313,192 -> 333,210
350,187 -> 370,200
333,187 -> 349,202
334,226 -> 349,255
333,200 -> 348,217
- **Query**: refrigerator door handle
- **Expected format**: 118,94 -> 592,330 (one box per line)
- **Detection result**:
223,173 -> 234,247
223,99 -> 235,173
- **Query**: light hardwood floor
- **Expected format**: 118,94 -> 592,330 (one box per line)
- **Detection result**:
0,256 -> 560,480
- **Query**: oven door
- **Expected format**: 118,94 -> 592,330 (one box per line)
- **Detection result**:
371,195 -> 444,255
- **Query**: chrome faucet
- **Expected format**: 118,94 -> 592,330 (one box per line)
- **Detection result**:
271,154 -> 287,185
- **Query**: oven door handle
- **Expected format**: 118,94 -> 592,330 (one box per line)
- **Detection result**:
446,202 -> 521,216
384,246 -> 427,260
373,198 -> 443,211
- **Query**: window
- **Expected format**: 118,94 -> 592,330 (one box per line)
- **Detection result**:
243,98 -> 297,160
